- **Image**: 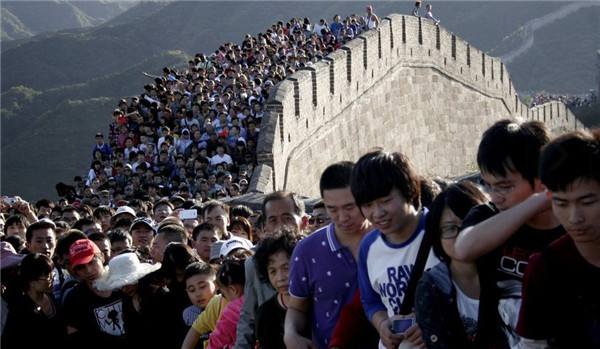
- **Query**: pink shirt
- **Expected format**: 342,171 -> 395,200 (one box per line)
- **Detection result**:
207,296 -> 244,349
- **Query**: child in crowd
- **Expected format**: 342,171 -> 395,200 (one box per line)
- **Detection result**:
183,262 -> 217,327
254,230 -> 300,349
207,258 -> 246,349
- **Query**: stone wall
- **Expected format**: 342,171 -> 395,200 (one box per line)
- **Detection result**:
252,14 -> 583,198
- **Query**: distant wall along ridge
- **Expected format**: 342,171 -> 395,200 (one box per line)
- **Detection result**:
250,13 -> 584,197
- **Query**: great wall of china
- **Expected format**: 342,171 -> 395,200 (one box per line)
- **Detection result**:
248,13 -> 584,198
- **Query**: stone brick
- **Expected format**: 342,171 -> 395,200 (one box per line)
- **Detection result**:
248,12 -> 583,197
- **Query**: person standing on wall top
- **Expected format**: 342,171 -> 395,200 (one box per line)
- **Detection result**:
365,5 -> 380,30
413,0 -> 422,16
425,4 -> 440,25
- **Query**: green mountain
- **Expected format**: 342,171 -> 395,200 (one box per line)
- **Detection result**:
1,1 -> 598,200
1,0 -> 136,41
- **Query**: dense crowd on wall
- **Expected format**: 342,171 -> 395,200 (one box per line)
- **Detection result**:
2,5 -> 599,349
71,9 -> 382,208
529,90 -> 598,110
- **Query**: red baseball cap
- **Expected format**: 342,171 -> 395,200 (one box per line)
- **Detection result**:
69,239 -> 100,269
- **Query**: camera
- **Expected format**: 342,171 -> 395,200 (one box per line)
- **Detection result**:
3,197 -> 17,206
391,316 -> 415,335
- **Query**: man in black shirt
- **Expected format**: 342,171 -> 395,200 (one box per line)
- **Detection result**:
454,120 -> 565,347
63,239 -> 127,349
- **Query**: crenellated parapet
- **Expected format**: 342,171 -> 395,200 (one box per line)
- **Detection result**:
253,14 -> 584,196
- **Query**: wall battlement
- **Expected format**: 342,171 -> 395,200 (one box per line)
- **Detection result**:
254,14 -> 583,197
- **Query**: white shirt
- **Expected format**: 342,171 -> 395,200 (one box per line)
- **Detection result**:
210,153 -> 233,166
454,281 -> 479,339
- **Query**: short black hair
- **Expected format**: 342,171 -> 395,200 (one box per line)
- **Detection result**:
107,229 -> 132,245
157,224 -> 187,245
35,199 -> 54,210
351,150 -> 421,208
72,218 -> 95,232
426,181 -> 488,263
4,235 -> 25,253
183,261 -> 216,284
477,119 -> 549,186
93,206 -> 114,219
319,161 -> 354,197
4,215 -> 27,234
25,220 -> 56,243
254,229 -> 301,282
192,222 -> 220,241
540,129 -> 600,192
230,205 -> 254,219
203,200 -> 229,218
88,232 -> 109,243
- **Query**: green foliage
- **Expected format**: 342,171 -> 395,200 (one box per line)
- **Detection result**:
1,1 -> 597,200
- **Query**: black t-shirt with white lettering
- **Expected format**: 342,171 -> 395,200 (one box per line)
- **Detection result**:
461,203 -> 565,286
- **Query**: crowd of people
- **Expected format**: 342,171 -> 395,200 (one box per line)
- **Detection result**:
2,119 -> 599,349
2,5 -> 599,349
63,8 -> 384,209
529,90 -> 598,110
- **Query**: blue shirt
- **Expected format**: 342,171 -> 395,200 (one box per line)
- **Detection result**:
289,224 -> 358,349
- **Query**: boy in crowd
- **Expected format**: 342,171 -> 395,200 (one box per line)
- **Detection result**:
63,239 -> 126,348
234,191 -> 308,349
183,261 -> 217,327
192,223 -> 222,263
285,162 -> 371,349
517,129 -> 600,348
352,150 -> 437,349
454,120 -> 564,346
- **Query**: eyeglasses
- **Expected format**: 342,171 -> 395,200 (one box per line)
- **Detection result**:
479,180 -> 515,197
440,224 -> 461,239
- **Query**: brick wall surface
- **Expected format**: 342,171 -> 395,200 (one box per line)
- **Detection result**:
252,13 -> 583,197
